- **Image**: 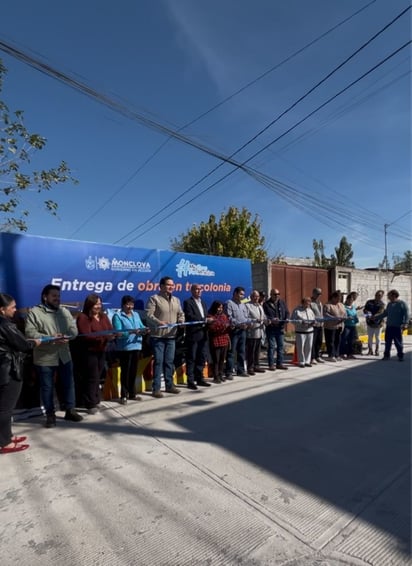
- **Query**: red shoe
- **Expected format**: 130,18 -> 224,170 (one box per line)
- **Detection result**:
0,444 -> 30,454
12,436 -> 27,444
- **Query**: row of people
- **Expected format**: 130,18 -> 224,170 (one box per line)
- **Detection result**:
0,282 -> 409,452
303,287 -> 409,364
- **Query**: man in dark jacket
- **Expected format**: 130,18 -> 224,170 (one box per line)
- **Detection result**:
263,289 -> 290,370
183,284 -> 211,390
363,290 -> 385,355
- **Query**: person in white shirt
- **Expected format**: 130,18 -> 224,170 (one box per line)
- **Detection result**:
292,297 -> 316,368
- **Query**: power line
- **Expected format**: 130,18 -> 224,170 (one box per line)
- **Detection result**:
0,3 -> 402,240
124,41 -> 411,247
258,66 -> 410,233
67,0 -> 378,237
0,4 -> 408,247
115,6 -> 411,244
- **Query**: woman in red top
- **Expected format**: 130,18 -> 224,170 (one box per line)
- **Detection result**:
76,294 -> 114,414
207,301 -> 230,383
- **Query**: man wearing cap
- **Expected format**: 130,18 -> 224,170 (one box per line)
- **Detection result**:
310,288 -> 325,364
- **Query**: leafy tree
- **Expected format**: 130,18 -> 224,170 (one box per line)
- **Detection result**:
333,236 -> 355,267
0,59 -> 77,232
393,250 -> 412,272
171,206 -> 268,262
313,236 -> 355,268
312,239 -> 333,268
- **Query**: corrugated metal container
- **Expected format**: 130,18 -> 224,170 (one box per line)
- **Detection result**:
252,261 -> 330,330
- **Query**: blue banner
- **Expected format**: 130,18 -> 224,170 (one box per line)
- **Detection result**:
0,233 -> 252,313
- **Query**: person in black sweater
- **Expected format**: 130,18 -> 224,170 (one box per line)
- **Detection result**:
0,293 -> 41,454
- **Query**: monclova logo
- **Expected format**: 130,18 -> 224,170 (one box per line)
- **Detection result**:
85,256 -> 151,273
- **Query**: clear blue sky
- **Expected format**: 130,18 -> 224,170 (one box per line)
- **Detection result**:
0,0 -> 410,268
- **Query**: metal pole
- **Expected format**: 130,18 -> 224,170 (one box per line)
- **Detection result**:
383,223 -> 389,292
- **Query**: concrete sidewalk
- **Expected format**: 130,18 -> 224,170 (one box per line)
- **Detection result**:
1,341 -> 411,566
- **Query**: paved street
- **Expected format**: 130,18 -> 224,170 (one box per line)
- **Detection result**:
1,340 -> 411,566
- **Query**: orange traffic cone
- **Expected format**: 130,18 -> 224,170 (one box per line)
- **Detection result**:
292,344 -> 299,365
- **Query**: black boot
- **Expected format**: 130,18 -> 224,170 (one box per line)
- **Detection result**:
45,413 -> 56,428
64,409 -> 83,422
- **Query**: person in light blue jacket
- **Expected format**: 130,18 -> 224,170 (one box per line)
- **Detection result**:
112,295 -> 146,404
339,294 -> 359,358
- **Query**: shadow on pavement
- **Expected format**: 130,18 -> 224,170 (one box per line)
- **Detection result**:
166,354 -> 411,553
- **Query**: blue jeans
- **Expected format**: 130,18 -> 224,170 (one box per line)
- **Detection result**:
150,337 -> 176,391
339,326 -> 356,356
384,326 -> 404,359
266,328 -> 284,366
225,329 -> 246,375
35,361 -> 76,414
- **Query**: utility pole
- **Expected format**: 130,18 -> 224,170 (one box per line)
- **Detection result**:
383,223 -> 389,271
382,211 -> 411,292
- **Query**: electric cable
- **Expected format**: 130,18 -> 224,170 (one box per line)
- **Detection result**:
115,6 -> 411,244
124,41 -> 411,247
0,4 -> 407,241
67,0 -> 378,237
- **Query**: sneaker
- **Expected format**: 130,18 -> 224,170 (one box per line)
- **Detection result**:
316,358 -> 325,364
187,382 -> 198,390
152,390 -> 164,398
311,359 -> 318,365
64,409 -> 83,422
45,413 -> 56,428
119,398 -> 127,405
327,356 -> 337,362
165,386 -> 180,394
129,395 -> 142,401
336,357 -> 343,362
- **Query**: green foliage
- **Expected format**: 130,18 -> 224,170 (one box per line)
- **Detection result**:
312,239 -> 333,268
393,250 -> 412,272
333,236 -> 355,267
0,59 -> 77,232
313,236 -> 355,268
171,206 -> 268,262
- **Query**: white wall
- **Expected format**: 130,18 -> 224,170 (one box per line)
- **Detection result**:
332,267 -> 412,309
